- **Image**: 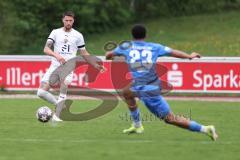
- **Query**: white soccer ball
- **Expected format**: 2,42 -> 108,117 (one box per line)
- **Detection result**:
36,106 -> 52,123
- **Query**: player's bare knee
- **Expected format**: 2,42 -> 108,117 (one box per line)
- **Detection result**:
122,91 -> 129,99
129,106 -> 138,111
122,90 -> 133,99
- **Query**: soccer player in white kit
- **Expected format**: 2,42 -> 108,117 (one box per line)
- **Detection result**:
37,11 -> 105,121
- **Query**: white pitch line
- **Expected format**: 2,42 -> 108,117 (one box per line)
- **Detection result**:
0,138 -> 236,145
0,94 -> 240,102
0,138 -> 153,144
164,96 -> 240,102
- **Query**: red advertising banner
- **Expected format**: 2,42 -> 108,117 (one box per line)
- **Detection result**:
160,62 -> 240,93
0,56 -> 240,93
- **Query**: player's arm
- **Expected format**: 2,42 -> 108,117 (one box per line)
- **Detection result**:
169,49 -> 201,59
79,49 -> 106,73
43,40 -> 66,64
105,49 -> 124,60
105,42 -> 128,60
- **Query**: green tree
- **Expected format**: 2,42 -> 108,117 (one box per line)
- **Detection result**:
0,0 -> 239,54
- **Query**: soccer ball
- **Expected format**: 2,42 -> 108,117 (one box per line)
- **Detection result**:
36,106 -> 52,123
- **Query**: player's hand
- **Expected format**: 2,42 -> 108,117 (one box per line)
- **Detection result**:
56,55 -> 66,64
94,64 -> 107,73
105,51 -> 114,60
189,52 -> 201,59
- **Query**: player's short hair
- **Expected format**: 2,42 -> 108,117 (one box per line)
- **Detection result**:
131,24 -> 146,39
63,11 -> 75,18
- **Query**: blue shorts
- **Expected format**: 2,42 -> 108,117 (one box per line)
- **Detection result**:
131,82 -> 171,119
141,95 -> 170,119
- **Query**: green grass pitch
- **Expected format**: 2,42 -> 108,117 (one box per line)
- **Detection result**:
0,98 -> 239,160
23,11 -> 240,57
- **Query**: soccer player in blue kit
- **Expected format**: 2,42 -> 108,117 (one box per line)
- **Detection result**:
105,24 -> 218,141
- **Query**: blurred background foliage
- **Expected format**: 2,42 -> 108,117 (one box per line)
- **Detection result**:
0,0 -> 239,54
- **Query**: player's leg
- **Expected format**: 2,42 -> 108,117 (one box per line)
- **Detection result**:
164,112 -> 218,141
122,84 -> 144,134
58,80 -> 68,102
57,71 -> 73,102
143,96 -> 218,140
54,72 -> 73,120
122,83 -> 137,110
37,65 -> 58,105
37,82 -> 58,106
54,80 -> 70,119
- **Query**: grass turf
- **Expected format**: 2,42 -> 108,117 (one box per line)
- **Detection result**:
0,98 -> 239,160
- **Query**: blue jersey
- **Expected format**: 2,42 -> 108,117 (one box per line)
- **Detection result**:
113,41 -> 172,86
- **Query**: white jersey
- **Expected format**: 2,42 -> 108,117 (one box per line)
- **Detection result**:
47,27 -> 85,66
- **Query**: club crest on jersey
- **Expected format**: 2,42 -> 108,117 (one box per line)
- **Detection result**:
64,39 -> 68,43
64,35 -> 68,43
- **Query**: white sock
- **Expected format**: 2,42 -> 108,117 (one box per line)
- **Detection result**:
200,125 -> 208,133
57,93 -> 67,103
133,121 -> 142,128
37,88 -> 57,105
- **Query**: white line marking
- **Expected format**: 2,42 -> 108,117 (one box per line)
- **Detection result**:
0,138 -> 153,144
0,138 -> 236,145
0,94 -> 240,102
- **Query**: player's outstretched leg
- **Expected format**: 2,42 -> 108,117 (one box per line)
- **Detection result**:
164,112 -> 218,141
122,87 -> 144,134
142,95 -> 218,141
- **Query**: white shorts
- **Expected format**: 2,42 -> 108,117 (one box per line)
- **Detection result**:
41,64 -> 73,85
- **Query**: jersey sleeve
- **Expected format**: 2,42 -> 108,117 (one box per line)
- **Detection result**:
113,42 -> 131,56
113,46 -> 125,56
77,33 -> 86,50
47,30 -> 56,43
157,44 -> 173,57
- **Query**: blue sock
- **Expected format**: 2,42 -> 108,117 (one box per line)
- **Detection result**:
130,108 -> 141,125
189,121 -> 202,132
